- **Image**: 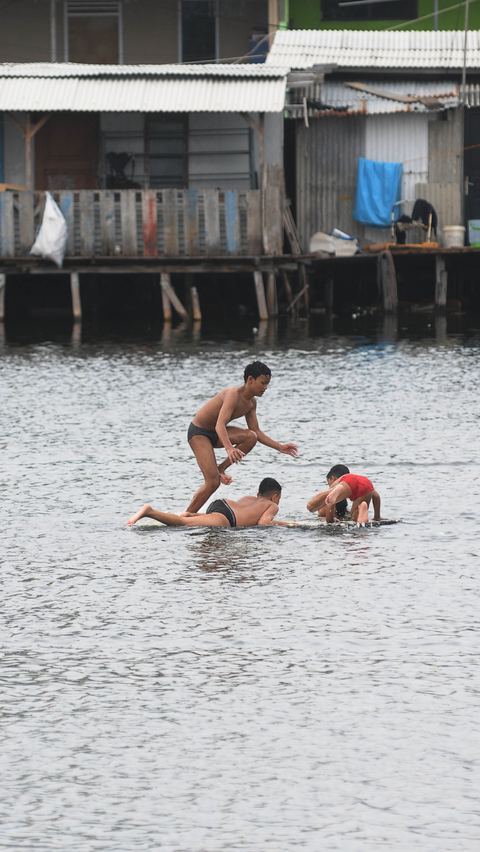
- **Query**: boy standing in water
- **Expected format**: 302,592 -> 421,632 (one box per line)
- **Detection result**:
185,361 -> 298,514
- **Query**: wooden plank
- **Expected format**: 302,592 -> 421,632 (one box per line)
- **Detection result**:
266,272 -> 277,316
161,272 -> 189,321
0,192 -> 15,257
17,191 -> 34,255
70,271 -> 82,321
120,190 -> 137,256
246,190 -> 262,255
184,190 -> 199,256
0,273 -> 5,320
99,190 -> 115,256
79,191 -> 95,257
435,255 -> 448,309
224,190 -> 241,255
253,271 -> 268,321
141,190 -> 158,257
59,191 -> 74,256
204,189 -> 220,256
263,164 -> 284,256
162,189 -> 178,257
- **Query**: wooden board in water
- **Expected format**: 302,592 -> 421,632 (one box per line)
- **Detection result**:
132,518 -> 400,531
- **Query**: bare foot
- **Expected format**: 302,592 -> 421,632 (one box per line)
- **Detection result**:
356,501 -> 369,524
219,471 -> 232,485
127,503 -> 152,526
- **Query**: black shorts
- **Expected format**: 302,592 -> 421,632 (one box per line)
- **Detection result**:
188,421 -> 218,447
206,498 -> 237,528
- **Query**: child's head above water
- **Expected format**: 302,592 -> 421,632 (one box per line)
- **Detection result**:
258,477 -> 282,501
244,361 -> 271,383
326,464 -> 350,482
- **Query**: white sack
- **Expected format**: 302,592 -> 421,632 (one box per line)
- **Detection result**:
309,231 -> 359,258
30,192 -> 68,268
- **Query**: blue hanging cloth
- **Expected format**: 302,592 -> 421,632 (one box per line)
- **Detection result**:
353,157 -> 403,228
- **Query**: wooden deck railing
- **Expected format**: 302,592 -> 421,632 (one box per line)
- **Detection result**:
0,182 -> 284,260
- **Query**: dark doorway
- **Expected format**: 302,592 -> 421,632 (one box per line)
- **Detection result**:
35,113 -> 99,190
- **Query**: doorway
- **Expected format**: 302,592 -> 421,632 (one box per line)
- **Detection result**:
35,113 -> 99,190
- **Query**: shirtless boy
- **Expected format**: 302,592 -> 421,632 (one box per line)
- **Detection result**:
307,472 -> 383,524
127,477 -> 287,529
185,361 -> 298,513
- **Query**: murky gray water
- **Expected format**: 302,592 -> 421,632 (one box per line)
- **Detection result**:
1,315 -> 480,851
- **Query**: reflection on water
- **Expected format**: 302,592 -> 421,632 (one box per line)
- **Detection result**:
1,313 -> 480,851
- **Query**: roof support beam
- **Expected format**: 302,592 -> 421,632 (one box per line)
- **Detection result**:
6,113 -> 51,190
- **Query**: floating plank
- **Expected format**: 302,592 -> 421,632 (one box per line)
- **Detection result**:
59,191 -> 74,256
0,192 -> 14,257
246,190 -> 262,255
204,189 -> 220,256
79,191 -> 95,257
184,190 -> 199,256
99,190 -> 115,256
224,190 -> 241,255
162,190 -> 178,257
141,189 -> 158,257
120,190 -> 137,256
17,191 -> 34,255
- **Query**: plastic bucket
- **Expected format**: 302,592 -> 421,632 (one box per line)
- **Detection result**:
443,225 -> 465,248
468,220 -> 480,246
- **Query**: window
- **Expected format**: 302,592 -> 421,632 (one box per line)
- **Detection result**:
64,1 -> 123,63
181,1 -> 218,63
321,0 -> 417,22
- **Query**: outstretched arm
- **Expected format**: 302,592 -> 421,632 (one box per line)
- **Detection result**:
306,488 -> 330,513
257,503 -> 279,525
245,406 -> 298,458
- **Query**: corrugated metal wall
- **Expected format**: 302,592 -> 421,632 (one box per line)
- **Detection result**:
296,115 -> 366,250
365,113 -> 431,201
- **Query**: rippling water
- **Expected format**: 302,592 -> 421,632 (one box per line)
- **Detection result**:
1,314 -> 480,851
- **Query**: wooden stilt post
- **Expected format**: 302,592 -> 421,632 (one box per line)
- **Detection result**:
253,271 -> 268,321
266,272 -> 277,317
70,271 -> 82,322
161,272 -> 189,322
280,270 -> 293,305
325,276 -> 334,310
190,286 -> 202,321
435,255 -> 448,310
161,274 -> 172,322
377,250 -> 397,313
0,274 -> 5,321
299,264 -> 309,313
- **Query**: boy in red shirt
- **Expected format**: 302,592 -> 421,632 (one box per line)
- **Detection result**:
307,470 -> 383,524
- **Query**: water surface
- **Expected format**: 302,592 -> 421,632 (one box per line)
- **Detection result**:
1,313 -> 479,851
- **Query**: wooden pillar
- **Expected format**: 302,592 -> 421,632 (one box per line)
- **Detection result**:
435,255 -> 448,310
266,272 -> 277,317
190,286 -> 202,321
253,271 -> 268,321
325,276 -> 334,310
377,250 -> 398,313
0,274 -> 5,321
280,270 -> 293,305
161,272 -> 189,321
160,274 -> 172,322
299,264 -> 309,313
70,271 -> 82,322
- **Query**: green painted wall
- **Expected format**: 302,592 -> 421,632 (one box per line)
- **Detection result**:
289,0 -> 480,31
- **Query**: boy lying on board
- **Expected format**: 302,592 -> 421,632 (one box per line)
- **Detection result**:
185,361 -> 298,514
307,471 -> 383,524
128,478 -> 295,529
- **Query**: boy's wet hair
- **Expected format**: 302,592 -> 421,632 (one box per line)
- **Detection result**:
244,361 -> 271,382
327,464 -> 350,479
258,477 -> 282,497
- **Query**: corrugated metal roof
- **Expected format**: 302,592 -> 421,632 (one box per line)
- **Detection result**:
0,63 -> 288,112
318,79 -> 459,115
462,82 -> 480,105
267,29 -> 480,69
0,62 -> 287,78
